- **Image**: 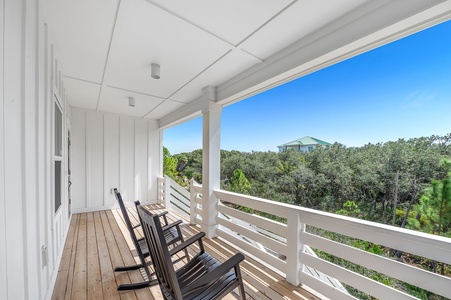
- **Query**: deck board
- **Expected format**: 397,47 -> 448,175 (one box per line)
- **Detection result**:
72,213 -> 87,300
87,212 -> 103,300
51,205 -> 323,300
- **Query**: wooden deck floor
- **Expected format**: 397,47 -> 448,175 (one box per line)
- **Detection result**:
51,204 -> 323,300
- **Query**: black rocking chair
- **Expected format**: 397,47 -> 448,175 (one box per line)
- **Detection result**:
138,205 -> 247,299
113,188 -> 187,290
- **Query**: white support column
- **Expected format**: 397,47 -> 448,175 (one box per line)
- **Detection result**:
201,86 -> 222,239
286,210 -> 304,286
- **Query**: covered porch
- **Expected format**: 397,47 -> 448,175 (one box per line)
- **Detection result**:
2,1 -> 451,300
51,178 -> 451,300
51,205 -> 322,300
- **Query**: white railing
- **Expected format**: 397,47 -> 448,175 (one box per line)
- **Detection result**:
161,176 -> 451,300
217,189 -> 451,300
157,176 -> 191,219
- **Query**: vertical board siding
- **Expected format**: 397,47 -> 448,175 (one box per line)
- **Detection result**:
148,121 -> 160,201
3,0 -> 26,297
38,21 -> 49,297
135,119 -> 148,202
105,114 -> 120,206
24,0 -> 41,296
87,111 -> 104,207
2,2 -> 72,299
120,117 -> 135,202
71,109 -> 86,210
71,108 -> 159,212
0,0 -> 6,297
1,1 -> 63,299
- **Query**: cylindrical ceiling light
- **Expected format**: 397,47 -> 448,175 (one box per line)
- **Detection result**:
128,97 -> 135,107
151,63 -> 160,79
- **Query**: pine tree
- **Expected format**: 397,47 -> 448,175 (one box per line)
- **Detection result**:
230,169 -> 251,195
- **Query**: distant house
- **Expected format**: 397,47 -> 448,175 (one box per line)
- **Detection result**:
277,136 -> 331,153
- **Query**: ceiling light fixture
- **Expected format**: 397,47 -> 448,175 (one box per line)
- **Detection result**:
128,97 -> 135,107
151,63 -> 160,79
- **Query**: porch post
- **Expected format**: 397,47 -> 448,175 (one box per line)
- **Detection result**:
201,86 -> 222,239
286,210 -> 304,286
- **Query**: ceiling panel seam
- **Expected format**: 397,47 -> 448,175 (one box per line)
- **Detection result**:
105,85 -> 166,100
145,0 -> 297,63
64,75 -> 101,86
235,0 -> 298,49
143,0 -> 238,48
141,99 -> 177,119
96,0 -> 123,111
164,49 -> 233,101
235,48 -> 263,63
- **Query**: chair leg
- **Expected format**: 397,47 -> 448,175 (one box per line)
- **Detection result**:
235,265 -> 246,299
184,248 -> 190,262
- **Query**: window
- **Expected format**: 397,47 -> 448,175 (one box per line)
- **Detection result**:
54,161 -> 61,212
54,102 -> 63,213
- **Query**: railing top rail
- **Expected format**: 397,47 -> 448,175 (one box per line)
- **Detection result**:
215,188 -> 451,264
215,189 -> 292,218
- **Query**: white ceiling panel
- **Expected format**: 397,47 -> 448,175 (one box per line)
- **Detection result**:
147,0 -> 293,45
44,0 -> 120,83
104,0 -> 233,99
240,0 -> 368,60
144,100 -> 187,120
43,0 -> 449,123
170,49 -> 260,103
97,86 -> 165,118
65,78 -> 101,111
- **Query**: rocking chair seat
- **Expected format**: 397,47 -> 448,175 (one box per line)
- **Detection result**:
134,219 -> 183,257
175,251 -> 245,300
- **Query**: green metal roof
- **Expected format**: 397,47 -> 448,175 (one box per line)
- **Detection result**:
277,136 -> 331,148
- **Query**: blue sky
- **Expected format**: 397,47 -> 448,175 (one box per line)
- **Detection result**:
164,20 -> 451,155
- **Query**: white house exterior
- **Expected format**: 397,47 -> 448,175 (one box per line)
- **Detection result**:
1,1 -> 451,299
278,136 -> 331,153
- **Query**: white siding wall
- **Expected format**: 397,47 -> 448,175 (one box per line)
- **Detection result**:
0,0 -> 6,297
0,0 -> 69,299
71,107 -> 160,212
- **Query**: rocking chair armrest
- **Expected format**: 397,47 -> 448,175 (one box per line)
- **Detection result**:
181,253 -> 245,295
156,211 -> 169,225
134,200 -> 169,225
169,232 -> 205,256
162,219 -> 182,232
156,211 -> 169,217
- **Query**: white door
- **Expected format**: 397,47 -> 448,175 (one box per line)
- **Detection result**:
68,129 -> 72,217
